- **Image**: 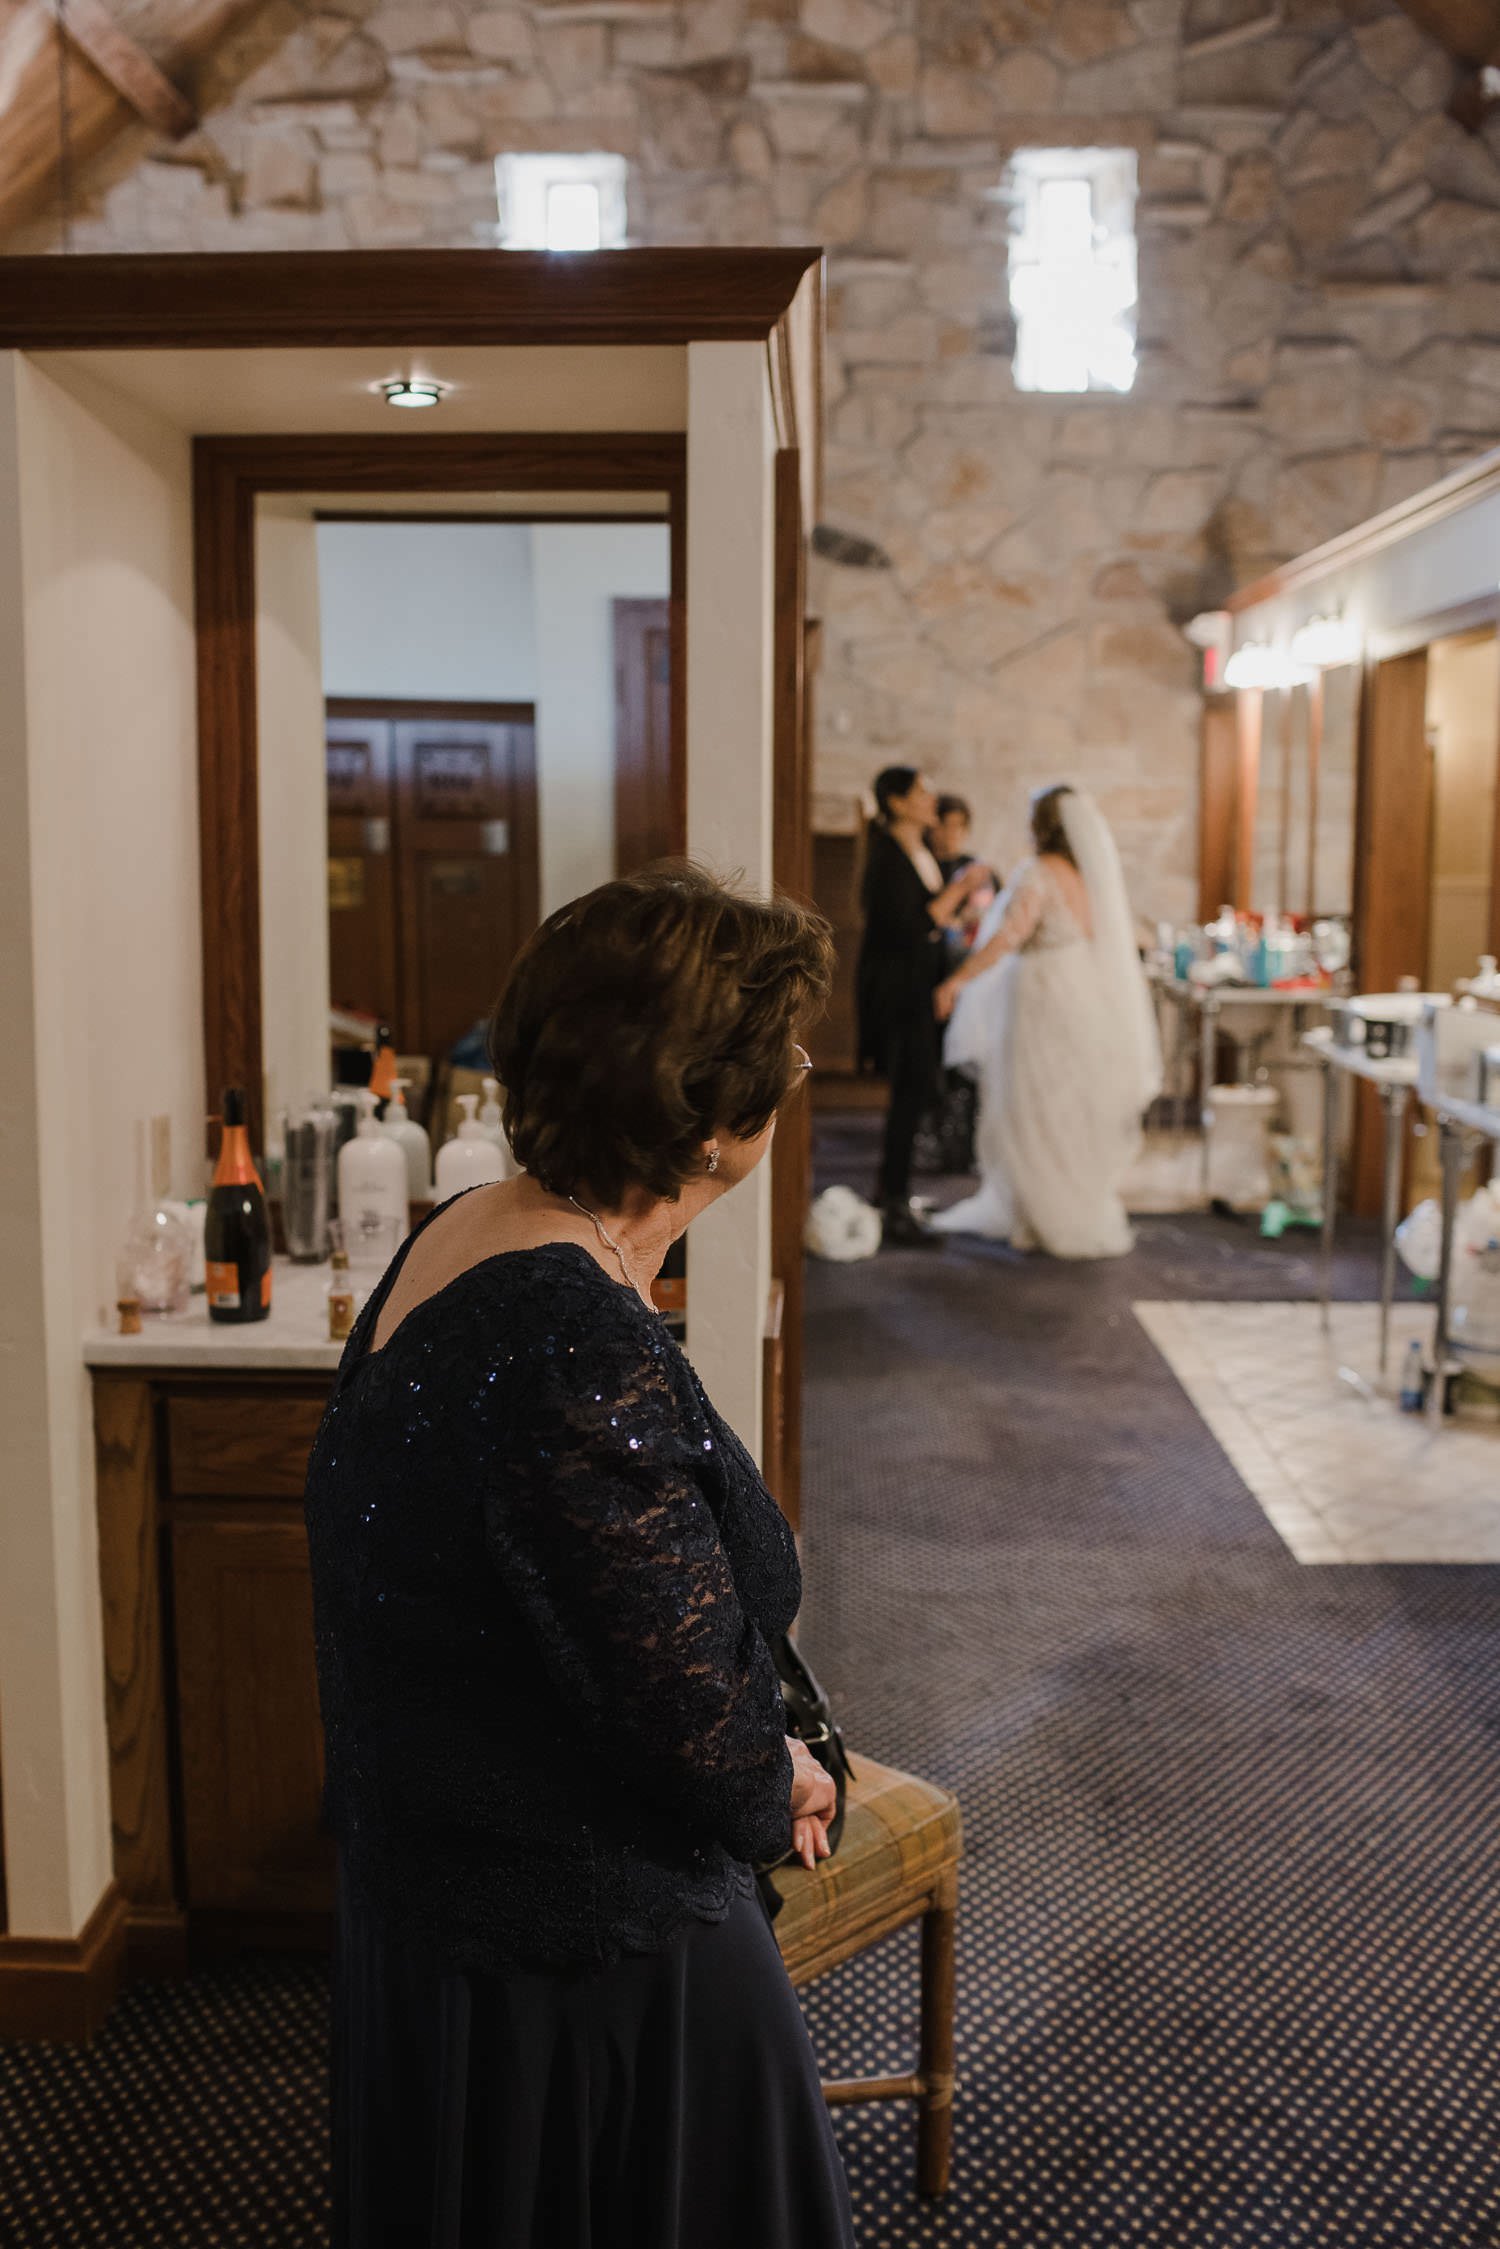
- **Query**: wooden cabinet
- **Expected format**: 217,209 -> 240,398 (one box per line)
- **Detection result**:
92,1369 -> 335,1970
172,1518 -> 331,1915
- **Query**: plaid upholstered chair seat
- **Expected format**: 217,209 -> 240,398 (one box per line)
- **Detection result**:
770,1755 -> 962,2197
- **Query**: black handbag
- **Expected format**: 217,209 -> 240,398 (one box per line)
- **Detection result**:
756,1634 -> 855,1913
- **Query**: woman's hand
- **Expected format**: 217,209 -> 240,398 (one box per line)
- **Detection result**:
785,1736 -> 834,1868
787,1739 -> 836,1870
934,976 -> 962,1022
788,1735 -> 837,1824
791,1813 -> 833,1871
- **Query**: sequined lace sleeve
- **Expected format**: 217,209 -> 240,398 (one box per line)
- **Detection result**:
484,1309 -> 796,1870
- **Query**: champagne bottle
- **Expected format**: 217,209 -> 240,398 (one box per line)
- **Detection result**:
205,1088 -> 272,1324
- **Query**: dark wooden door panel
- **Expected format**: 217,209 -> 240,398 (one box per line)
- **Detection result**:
326,717 -> 399,1022
172,1519 -> 332,1914
1351,648 -> 1432,1215
811,829 -> 865,1075
614,597 -> 674,871
391,715 -> 539,1058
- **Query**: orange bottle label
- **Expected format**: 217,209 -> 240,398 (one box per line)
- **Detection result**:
261,1267 -> 273,1309
206,1260 -> 240,1310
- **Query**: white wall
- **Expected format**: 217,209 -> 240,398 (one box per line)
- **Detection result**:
317,520 -> 536,704
0,353 -> 202,1937
258,503 -> 332,1118
531,523 -> 671,912
683,342 -> 777,1461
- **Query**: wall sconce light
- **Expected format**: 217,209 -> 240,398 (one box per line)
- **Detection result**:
1224,640 -> 1315,692
380,377 -> 447,410
1223,641 -> 1279,690
1289,614 -> 1358,670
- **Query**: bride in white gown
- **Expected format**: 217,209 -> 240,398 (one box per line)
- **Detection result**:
931,785 -> 1161,1259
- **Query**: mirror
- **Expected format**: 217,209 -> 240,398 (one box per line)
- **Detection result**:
255,492 -> 673,1140
1245,665 -> 1360,923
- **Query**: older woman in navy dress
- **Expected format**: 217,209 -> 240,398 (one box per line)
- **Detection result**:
304,865 -> 854,2249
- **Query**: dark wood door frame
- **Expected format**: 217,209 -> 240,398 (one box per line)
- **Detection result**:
195,433 -> 685,1147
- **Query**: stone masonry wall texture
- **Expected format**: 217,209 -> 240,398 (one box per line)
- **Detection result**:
21,0 -> 1500,917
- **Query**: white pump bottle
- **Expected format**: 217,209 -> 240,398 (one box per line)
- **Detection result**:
434,1093 -> 509,1203
337,1088 -> 409,1268
381,1077 -> 433,1199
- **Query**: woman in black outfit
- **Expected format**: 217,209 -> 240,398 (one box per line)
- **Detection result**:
304,865 -> 854,2249
857,766 -> 987,1246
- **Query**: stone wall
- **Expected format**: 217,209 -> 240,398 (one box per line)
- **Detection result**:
30,0 -> 1500,918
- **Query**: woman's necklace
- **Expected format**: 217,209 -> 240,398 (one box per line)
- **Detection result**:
567,1192 -> 645,1301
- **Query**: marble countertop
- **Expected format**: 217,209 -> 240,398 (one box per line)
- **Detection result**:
84,1258 -> 363,1373
1152,974 -> 1331,1008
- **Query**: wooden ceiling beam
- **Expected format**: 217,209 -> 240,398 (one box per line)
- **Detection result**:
1394,0 -> 1500,64
40,0 -> 194,139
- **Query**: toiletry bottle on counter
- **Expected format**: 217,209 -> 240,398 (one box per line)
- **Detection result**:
434,1094 -> 508,1202
327,1222 -> 357,1343
205,1088 -> 272,1324
1399,1339 -> 1425,1413
382,1078 -> 433,1198
478,1076 -> 508,1152
338,1089 -> 408,1269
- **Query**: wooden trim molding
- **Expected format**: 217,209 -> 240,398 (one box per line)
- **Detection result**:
0,248 -> 823,352
194,432 -> 686,1148
1227,444 -> 1500,615
0,1882 -> 128,2044
770,447 -> 811,1536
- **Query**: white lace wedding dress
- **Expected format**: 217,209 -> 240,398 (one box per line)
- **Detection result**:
932,797 -> 1161,1260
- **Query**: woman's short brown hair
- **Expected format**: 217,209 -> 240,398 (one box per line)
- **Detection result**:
488,862 -> 833,1204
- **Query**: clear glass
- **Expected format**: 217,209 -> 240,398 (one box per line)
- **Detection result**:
345,1208 -> 402,1272
283,1102 -> 338,1263
116,1202 -> 193,1316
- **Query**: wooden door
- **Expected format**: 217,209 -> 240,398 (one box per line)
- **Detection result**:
810,827 -> 867,1075
1350,648 -> 1432,1213
391,709 -> 539,1059
614,598 -> 676,870
1198,696 -> 1238,921
171,1516 -> 332,1914
326,715 -> 400,1022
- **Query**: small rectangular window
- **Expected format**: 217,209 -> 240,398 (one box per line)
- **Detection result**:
495,154 -> 627,251
1007,148 -> 1137,395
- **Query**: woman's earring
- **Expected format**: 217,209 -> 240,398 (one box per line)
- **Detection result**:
706,1147 -> 720,1174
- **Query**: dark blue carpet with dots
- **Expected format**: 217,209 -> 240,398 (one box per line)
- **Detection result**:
2,1122 -> 1497,2247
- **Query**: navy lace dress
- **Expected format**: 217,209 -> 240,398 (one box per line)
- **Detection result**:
304,1221 -> 855,2248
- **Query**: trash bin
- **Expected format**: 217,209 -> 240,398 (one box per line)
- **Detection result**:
1207,1082 -> 1279,1211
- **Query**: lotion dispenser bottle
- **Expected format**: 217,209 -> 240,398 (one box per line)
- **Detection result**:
478,1076 -> 506,1149
338,1088 -> 409,1267
478,1076 -> 516,1174
382,1077 -> 433,1199
434,1093 -> 508,1202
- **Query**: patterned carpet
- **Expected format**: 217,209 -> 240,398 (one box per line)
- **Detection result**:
3,1121 -> 1498,2246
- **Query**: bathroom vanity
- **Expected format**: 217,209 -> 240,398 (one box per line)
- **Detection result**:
85,1266 -> 343,1971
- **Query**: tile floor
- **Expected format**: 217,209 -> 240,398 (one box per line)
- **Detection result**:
1136,1299 -> 1500,1565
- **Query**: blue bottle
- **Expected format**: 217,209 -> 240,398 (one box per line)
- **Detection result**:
1399,1338 -> 1425,1413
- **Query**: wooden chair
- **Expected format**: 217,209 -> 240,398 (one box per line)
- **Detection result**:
770,1755 -> 962,2197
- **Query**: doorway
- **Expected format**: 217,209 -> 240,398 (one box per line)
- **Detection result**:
325,698 -> 539,1070
1353,626 -> 1500,1208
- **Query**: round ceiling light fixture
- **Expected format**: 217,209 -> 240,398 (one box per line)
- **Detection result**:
380,376 -> 447,410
